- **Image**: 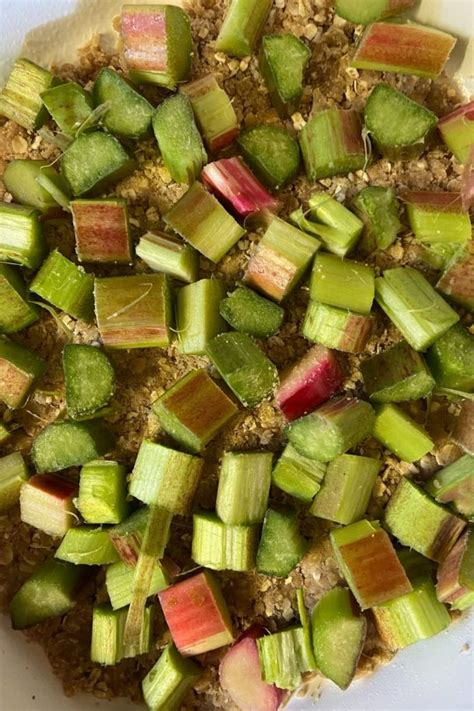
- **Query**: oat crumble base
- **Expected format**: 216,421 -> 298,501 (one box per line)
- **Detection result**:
0,0 -> 472,708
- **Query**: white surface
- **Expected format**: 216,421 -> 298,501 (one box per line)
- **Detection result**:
0,1 -> 473,710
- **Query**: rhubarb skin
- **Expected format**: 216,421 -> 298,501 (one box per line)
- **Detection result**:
71,199 -> 132,264
404,192 -> 471,245
437,530 -> 474,611
453,400 -> 474,456
437,241 -> 474,312
275,345 -> 343,421
202,158 -> 279,218
158,570 -> 234,656
352,22 -> 457,79
180,75 -> 239,152
438,101 -> 474,164
303,302 -> 375,354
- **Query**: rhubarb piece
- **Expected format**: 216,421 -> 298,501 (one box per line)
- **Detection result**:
142,643 -> 201,711
426,455 -> 474,518
9,558 -> 85,630
0,423 -> 10,444
93,67 -> 153,140
331,519 -> 412,608
181,75 -> 239,152
61,131 -> 134,196
216,451 -> 272,525
352,21 -> 456,78
30,250 -> 94,322
159,570 -> 234,655
121,4 -> 192,88
109,507 -> 151,566
152,370 -> 238,453
257,626 -> 316,690
0,203 -> 45,269
20,474 -> 78,537
31,420 -> 115,473
310,253 -> 375,315
176,279 -> 227,355
3,160 -> 63,213
286,397 -> 375,462
405,192 -> 471,247
299,109 -> 366,180
454,400 -> 474,456
136,231 -> 198,283
0,264 -> 38,334
385,477 -> 465,561
77,460 -> 128,525
0,452 -> 29,513
220,635 -> 283,711
360,340 -> 435,403
220,287 -> 284,339
437,530 -> 474,611
256,507 -> 307,577
438,101 -> 474,164
303,301 -> 375,354
352,186 -> 401,253
436,241 -> 474,312
375,267 -> 459,351
71,198 -> 132,264
426,325 -> 474,392
311,454 -> 381,525
164,182 -> 246,263
192,512 -> 258,572
373,403 -> 433,463
364,84 -> 437,158
259,34 -> 311,118
216,0 -> 272,58
35,170 -> 71,210
206,332 -> 278,408
335,0 -> 415,24
0,338 -> 45,409
238,125 -> 301,190
91,604 -> 125,665
202,157 -> 279,218
153,94 -> 207,185
311,587 -> 367,690
0,58 -> 56,130
106,559 -> 169,610
272,444 -> 326,502
276,345 -> 343,421
56,526 -> 120,565
130,440 -> 203,514
309,193 -> 364,256
244,216 -> 320,302
63,344 -> 115,420
296,588 -> 318,671
94,273 -> 172,349
41,81 -> 93,136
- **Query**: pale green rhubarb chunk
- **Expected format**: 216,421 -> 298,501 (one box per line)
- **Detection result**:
77,460 -> 128,525
272,444 -> 326,502
192,512 -> 258,572
360,340 -> 435,402
0,451 -> 29,513
335,0 -> 416,24
0,264 -> 38,334
142,643 -> 201,711
216,0 -> 273,58
405,191 -> 471,246
219,286 -> 284,339
91,603 -> 154,664
30,250 -> 94,322
352,186 -> 401,253
257,626 -> 316,691
436,241 -> 474,312
256,507 -> 307,577
20,473 -> 78,537
438,101 -> 474,164
3,160 -> 64,213
310,252 -> 375,315
63,344 -> 115,419
309,193 -> 364,256
373,403 -> 434,463
0,58 -> 56,130
93,67 -> 153,140
56,526 -> 120,565
303,301 -> 375,354
238,125 -> 301,189
0,337 -> 45,409
436,530 -> 474,612
426,324 -> 474,393
106,559 -> 169,610
0,202 -> 46,269
41,81 -> 93,136
109,507 -> 164,566
216,451 -> 272,525
31,420 -> 115,473
176,279 -> 227,355
426,454 -> 474,519
135,231 -> 198,284
259,34 -> 311,118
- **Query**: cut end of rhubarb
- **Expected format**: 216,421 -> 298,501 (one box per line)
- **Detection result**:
71,199 -> 132,264
20,474 -> 78,538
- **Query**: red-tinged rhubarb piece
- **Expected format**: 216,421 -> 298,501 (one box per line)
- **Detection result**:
276,345 -> 343,421
158,570 -> 234,656
220,636 -> 283,711
181,75 -> 239,152
462,146 -> 474,210
437,241 -> 474,312
426,454 -> 474,518
20,474 -> 78,538
303,301 -> 375,354
71,199 -> 132,264
437,530 -> 474,612
453,400 -> 474,455
438,101 -> 474,164
202,157 -> 279,219
335,0 -> 416,24
0,338 -> 45,409
404,192 -> 471,246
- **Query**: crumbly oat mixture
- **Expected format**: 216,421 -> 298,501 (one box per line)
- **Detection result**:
0,0 -> 472,708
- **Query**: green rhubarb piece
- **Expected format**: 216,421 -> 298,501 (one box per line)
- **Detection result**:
41,81 -> 93,136
192,512 -> 258,572
94,273 -> 172,349
384,477 -> 466,562
71,198 -> 132,264
373,403 -> 433,462
309,193 -> 364,256
0,337 -> 45,409
360,340 -> 435,402
152,94 -> 207,185
77,460 -> 128,525
206,332 -> 278,408
310,454 -> 381,525
216,451 -> 272,525
109,507 -> 151,566
286,397 -> 375,462
426,325 -> 474,392
256,507 -> 307,577
303,300 -> 374,353
437,530 -> 474,612
0,58 -> 56,130
142,643 -> 201,711
0,451 -> 29,513
136,231 -> 198,283
426,455 -> 474,518
176,279 -> 227,355
0,202 -> 45,269
152,369 -> 238,454
61,130 -> 134,196
0,264 -> 38,334
310,253 -> 374,315
3,160 -> 62,213
216,0 -> 273,58
364,84 -> 437,159
219,286 -> 284,338
9,558 -> 85,629
180,75 -> 239,153
436,241 -> 474,312
311,587 -> 367,690
93,67 -> 153,139
237,125 -> 300,189
164,181 -> 246,263
257,626 -> 316,691
272,444 -> 326,502
259,34 -> 311,118
106,559 -> 169,610
352,186 -> 401,253
63,344 -> 115,419
335,0 -> 415,23
35,170 -> 71,210
290,208 -> 357,259
30,249 -> 94,322
438,101 -> 474,165
130,440 -> 203,514
91,603 -> 153,663
56,526 -> 120,565
375,267 -> 459,351
405,192 -> 471,245
0,422 -> 10,444
296,588 -> 318,670
31,419 -> 115,473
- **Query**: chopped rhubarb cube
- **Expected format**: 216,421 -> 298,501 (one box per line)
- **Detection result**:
20,474 -> 78,538
438,101 -> 474,164
437,530 -> 474,611
71,199 -> 132,264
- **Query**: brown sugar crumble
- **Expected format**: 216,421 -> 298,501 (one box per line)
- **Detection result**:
0,0 -> 472,709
